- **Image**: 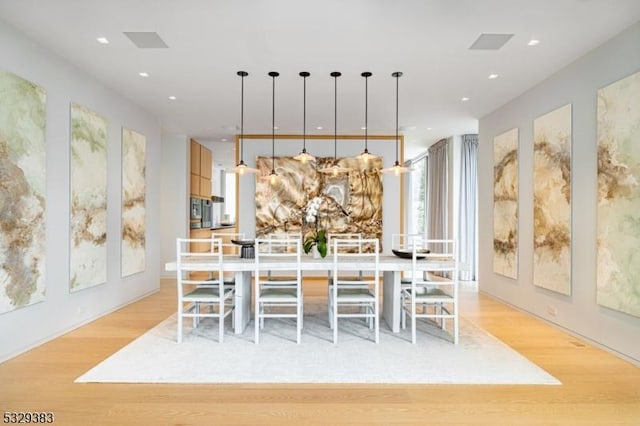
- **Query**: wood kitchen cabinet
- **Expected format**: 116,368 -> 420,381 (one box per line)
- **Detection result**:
190,139 -> 212,198
200,146 -> 212,179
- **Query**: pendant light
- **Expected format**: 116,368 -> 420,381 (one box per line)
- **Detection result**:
319,71 -> 350,175
261,71 -> 279,184
357,71 -> 375,164
382,71 -> 412,175
294,71 -> 315,163
231,71 -> 258,175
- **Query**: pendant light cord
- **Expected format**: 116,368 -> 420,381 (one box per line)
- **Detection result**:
271,73 -> 276,172
365,75 -> 368,151
240,73 -> 245,162
395,73 -> 399,163
334,73 -> 337,161
303,74 -> 307,150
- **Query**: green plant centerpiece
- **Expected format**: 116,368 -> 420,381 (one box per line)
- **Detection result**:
303,196 -> 328,258
304,229 -> 327,258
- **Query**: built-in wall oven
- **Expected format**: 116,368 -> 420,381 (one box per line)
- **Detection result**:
190,198 -> 202,229
201,199 -> 212,228
190,197 -> 213,229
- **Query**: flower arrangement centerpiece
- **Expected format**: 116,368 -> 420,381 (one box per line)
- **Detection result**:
303,196 -> 327,257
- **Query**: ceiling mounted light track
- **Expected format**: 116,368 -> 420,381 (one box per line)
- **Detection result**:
381,71 -> 412,175
231,71 -> 258,175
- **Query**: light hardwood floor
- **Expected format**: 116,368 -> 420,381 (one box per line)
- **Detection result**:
1,279 -> 639,425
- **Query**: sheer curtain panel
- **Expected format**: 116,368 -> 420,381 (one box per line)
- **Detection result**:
427,139 -> 449,240
458,134 -> 478,281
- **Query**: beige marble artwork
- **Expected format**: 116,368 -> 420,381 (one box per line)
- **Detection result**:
533,104 -> 572,295
0,71 -> 46,313
70,103 -> 108,292
121,128 -> 146,277
597,71 -> 640,318
493,128 -> 518,279
255,155 -> 383,251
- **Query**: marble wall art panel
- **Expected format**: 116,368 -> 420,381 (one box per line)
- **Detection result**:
493,128 -> 519,279
255,155 -> 383,251
121,128 -> 146,277
597,70 -> 640,318
533,104 -> 572,295
0,71 -> 46,314
70,103 -> 107,292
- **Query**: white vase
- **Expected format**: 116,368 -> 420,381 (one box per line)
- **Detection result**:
312,246 -> 322,259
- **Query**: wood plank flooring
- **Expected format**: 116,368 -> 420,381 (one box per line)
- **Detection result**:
1,279 -> 639,425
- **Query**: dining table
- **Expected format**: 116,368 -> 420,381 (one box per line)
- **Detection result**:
165,254 -> 456,334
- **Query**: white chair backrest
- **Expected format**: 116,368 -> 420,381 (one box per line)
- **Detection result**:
411,238 -> 456,260
411,238 -> 457,282
327,233 -> 361,253
266,232 -> 302,253
255,237 -> 302,270
211,232 -> 245,256
176,237 -> 224,290
392,233 -> 426,251
332,238 -> 379,276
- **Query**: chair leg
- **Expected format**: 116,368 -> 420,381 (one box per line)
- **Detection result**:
297,301 -> 302,344
219,300 -> 224,343
327,290 -> 333,329
411,300 -> 416,344
254,296 -> 260,345
177,305 -> 183,344
374,300 -> 379,344
333,300 -> 338,345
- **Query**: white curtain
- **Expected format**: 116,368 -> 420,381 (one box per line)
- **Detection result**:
427,139 -> 449,240
458,134 -> 478,281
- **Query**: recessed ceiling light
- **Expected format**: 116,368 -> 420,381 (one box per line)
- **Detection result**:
316,126 -> 323,130
400,125 -> 416,131
138,72 -> 149,77
96,37 -> 109,44
168,95 -> 176,100
361,126 -> 367,130
461,97 -> 470,102
273,126 -> 279,130
528,39 -> 540,46
221,138 -> 227,142
488,74 -> 499,79
427,127 -> 433,130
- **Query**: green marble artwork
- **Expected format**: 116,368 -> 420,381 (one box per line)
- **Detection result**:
121,128 -> 146,277
493,128 -> 518,279
70,103 -> 107,292
597,71 -> 640,318
533,104 -> 572,295
0,70 -> 47,313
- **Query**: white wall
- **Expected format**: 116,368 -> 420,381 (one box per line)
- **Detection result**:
0,20 -> 162,362
160,134 -> 189,277
239,137 -> 403,253
479,22 -> 640,363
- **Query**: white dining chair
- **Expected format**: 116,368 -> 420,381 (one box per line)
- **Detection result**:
211,231 -> 245,285
400,238 -> 458,344
175,238 -> 235,343
254,237 -> 303,344
329,238 -> 380,344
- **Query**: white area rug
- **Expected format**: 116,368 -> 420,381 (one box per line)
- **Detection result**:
76,310 -> 560,385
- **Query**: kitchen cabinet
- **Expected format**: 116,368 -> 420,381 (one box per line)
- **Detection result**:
190,139 -> 212,198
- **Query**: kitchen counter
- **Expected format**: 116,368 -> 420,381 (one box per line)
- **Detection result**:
211,224 -> 236,230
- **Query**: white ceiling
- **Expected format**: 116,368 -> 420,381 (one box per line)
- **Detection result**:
2,0 -> 640,167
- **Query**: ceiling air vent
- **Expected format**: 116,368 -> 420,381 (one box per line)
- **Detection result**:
469,33 -> 513,50
123,32 -> 168,48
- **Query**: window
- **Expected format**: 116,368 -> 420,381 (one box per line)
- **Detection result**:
405,154 -> 427,235
224,172 -> 236,221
